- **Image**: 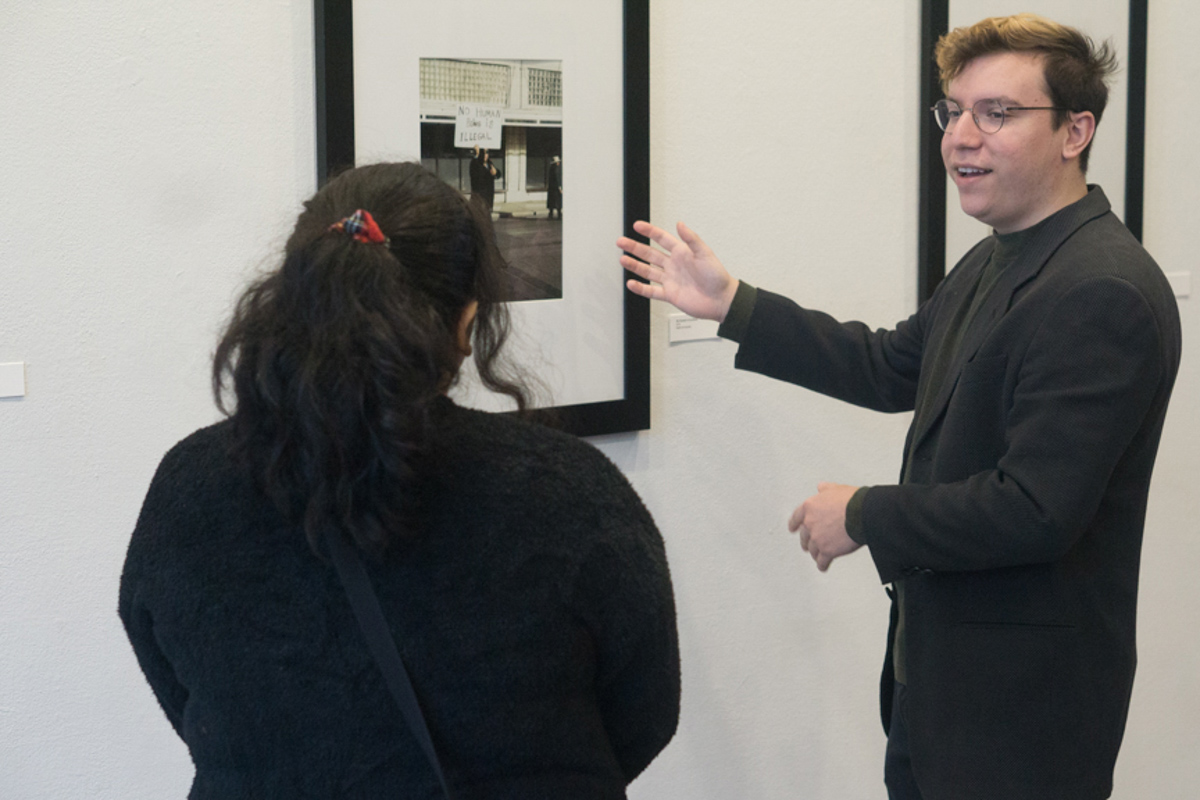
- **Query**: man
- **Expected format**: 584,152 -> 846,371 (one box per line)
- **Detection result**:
617,14 -> 1180,800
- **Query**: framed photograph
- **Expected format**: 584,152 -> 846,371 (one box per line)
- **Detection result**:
917,0 -> 1148,303
314,0 -> 650,437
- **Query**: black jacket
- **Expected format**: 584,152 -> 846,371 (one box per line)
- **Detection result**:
733,187 -> 1181,799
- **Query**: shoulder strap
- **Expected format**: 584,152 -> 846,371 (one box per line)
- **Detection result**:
326,529 -> 455,799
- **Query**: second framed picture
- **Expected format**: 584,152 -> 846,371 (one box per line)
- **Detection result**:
315,0 -> 650,437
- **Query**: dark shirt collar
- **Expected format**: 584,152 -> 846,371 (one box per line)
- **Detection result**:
992,213 -> 1053,266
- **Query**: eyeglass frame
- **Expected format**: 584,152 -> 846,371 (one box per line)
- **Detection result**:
931,98 -> 1071,134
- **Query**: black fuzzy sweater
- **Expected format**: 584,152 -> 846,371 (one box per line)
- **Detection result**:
119,399 -> 679,799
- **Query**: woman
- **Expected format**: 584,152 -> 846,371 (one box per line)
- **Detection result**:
119,163 -> 679,799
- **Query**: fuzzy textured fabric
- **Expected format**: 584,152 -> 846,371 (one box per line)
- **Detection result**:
119,398 -> 679,799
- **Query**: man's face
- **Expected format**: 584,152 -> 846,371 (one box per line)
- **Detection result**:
942,51 -> 1079,234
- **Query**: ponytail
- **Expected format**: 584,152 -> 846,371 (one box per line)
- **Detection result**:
213,162 -> 532,554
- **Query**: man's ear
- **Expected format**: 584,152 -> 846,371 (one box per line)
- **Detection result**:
1062,110 -> 1096,162
456,300 -> 479,357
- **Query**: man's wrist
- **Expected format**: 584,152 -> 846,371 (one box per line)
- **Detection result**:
717,281 -> 757,342
716,280 -> 739,323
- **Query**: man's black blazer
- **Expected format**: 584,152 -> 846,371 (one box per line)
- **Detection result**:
733,187 -> 1181,799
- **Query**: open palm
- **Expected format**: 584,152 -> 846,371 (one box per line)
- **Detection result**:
617,220 -> 738,322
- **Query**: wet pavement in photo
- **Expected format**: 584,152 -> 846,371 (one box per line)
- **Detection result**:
493,213 -> 563,302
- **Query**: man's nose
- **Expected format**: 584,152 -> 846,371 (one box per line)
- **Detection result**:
948,110 -> 984,146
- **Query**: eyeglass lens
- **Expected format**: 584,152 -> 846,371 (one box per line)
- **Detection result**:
934,99 -> 1006,133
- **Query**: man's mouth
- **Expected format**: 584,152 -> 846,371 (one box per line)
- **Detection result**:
955,167 -> 992,177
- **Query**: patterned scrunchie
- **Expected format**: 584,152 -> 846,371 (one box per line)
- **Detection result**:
328,209 -> 389,245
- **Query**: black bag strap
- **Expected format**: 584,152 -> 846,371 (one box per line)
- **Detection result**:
326,529 -> 454,799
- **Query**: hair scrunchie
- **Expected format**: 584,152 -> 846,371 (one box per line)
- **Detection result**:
328,209 -> 390,245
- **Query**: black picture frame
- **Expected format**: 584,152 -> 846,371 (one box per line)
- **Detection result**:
917,0 -> 1149,304
313,0 -> 650,437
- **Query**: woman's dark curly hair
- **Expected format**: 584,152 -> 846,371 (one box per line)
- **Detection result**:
213,162 -> 530,554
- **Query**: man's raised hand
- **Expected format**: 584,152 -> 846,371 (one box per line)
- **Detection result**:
617,220 -> 738,322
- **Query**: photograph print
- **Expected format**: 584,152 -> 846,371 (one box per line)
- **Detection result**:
419,58 -> 563,302
321,0 -> 646,432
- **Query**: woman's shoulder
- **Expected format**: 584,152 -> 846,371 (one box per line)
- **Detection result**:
433,402 -> 653,528
438,401 -> 621,480
135,418 -> 257,533
432,401 -> 661,551
125,420 -> 249,572
151,419 -> 238,486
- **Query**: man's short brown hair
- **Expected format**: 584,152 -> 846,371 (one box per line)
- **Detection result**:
936,13 -> 1118,171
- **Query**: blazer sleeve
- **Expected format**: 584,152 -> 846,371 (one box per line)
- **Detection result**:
858,275 -> 1168,579
734,288 -> 926,413
566,450 -> 680,783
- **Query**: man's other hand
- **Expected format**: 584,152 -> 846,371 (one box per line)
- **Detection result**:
789,482 -> 863,572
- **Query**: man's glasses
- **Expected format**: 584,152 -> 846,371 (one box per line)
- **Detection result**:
931,98 -> 1068,134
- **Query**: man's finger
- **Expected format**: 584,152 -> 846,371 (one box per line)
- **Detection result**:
788,503 -> 805,533
616,238 -> 668,269
633,220 -> 682,251
625,279 -> 662,300
619,254 -> 659,281
676,221 -> 707,255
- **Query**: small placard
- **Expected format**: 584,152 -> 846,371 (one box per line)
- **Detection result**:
668,313 -> 720,343
0,362 -> 26,398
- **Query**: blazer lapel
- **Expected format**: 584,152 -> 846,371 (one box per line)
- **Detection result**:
906,187 -> 1115,460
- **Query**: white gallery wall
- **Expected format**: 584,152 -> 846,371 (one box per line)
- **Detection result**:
1,2 -> 1195,798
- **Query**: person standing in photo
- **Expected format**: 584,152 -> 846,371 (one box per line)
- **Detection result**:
469,145 -> 486,203
618,13 -> 1180,800
477,149 -> 501,211
547,155 -> 563,220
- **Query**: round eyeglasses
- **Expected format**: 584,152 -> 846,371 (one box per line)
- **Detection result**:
931,98 -> 1068,134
